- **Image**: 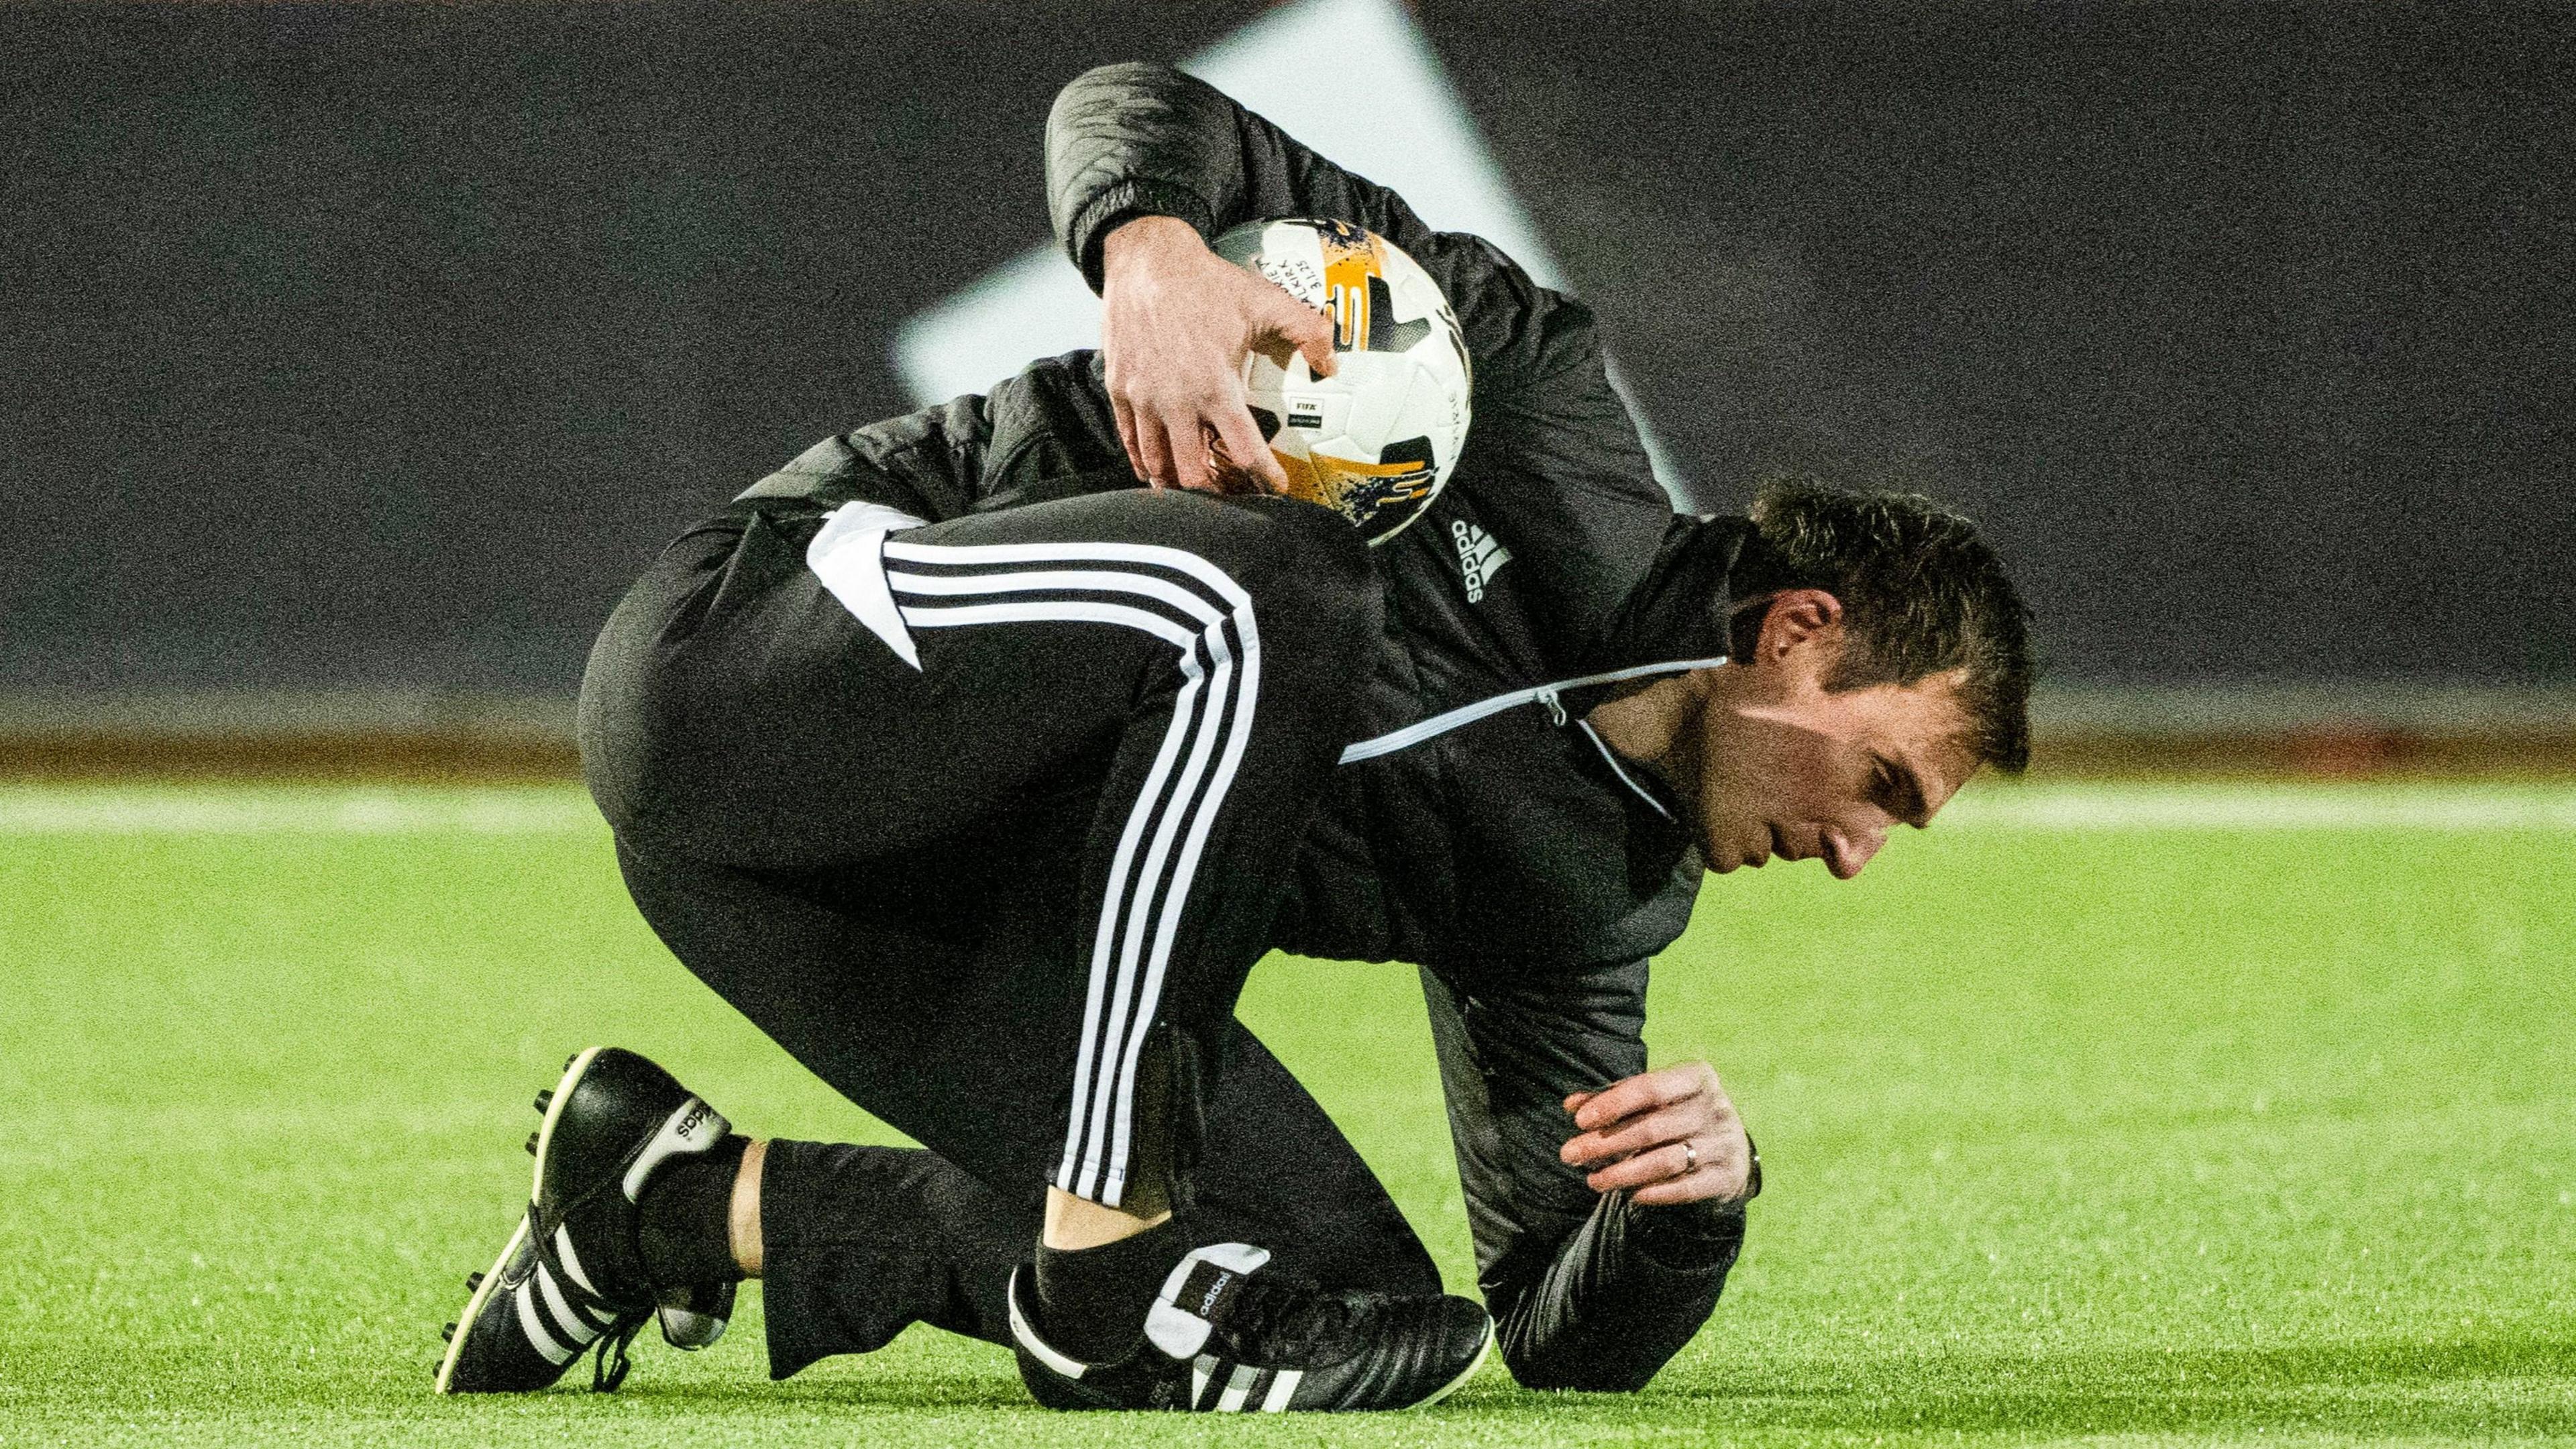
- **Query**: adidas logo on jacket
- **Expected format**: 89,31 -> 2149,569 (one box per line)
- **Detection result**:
1451,520 -> 1510,602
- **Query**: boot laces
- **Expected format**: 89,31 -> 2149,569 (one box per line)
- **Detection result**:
1212,1273 -> 1369,1364
588,1313 -> 647,1393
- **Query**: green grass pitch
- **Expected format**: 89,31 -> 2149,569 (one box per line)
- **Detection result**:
3,782 -> 2571,1446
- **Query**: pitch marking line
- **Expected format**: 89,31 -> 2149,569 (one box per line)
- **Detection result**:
0,785 -> 2573,835
1939,785 -> 2576,831
0,789 -> 601,835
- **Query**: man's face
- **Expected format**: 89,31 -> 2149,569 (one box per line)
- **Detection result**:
1687,609 -> 1980,879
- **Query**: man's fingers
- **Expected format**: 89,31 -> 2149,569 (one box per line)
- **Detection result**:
1587,1138 -> 1751,1201
1208,399 -> 1285,494
1248,286 -> 1338,378
1636,1136 -> 1756,1205
1570,1069 -> 1697,1132
1132,408 -> 1177,490
1155,405 -> 1218,492
1285,302 -> 1338,378
1112,396 -> 1148,484
1560,1061 -> 1748,1203
1631,1173 -> 1731,1208
1561,1103 -> 1699,1168
1580,1139 -> 1700,1193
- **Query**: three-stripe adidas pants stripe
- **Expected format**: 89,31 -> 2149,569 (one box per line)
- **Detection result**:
580,487 -> 1378,1210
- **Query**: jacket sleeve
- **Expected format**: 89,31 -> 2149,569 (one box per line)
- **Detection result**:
1045,61 -> 1676,658
1419,958 -> 1746,1391
1051,60 -> 1610,405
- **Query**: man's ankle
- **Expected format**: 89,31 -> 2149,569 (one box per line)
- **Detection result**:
1042,1185 -> 1171,1251
729,1138 -> 765,1277
635,1135 -> 753,1287
1032,1215 -> 1185,1363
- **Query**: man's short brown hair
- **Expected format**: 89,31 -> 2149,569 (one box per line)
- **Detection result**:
1731,478 -> 2035,773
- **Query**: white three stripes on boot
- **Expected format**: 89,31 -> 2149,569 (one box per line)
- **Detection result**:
513,1258 -> 604,1366
1189,1354 -> 1303,1411
875,535 -> 1262,1210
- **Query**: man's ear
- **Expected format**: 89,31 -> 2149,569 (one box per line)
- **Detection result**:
1748,588 -> 1845,668
1741,582 -> 1844,680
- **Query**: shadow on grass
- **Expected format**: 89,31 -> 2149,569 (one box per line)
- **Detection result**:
582,1332 -> 2576,1437
1613,1333 -> 2576,1437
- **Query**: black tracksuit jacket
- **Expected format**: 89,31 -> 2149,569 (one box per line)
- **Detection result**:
745,63 -> 1756,977
733,62 -> 1756,1387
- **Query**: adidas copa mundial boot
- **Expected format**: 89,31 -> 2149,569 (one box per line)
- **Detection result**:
434,1047 -> 736,1393
1008,1242 -> 1493,1412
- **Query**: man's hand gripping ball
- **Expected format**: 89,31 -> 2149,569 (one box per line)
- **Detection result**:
1099,215 -> 1337,494
1560,1061 -> 1758,1207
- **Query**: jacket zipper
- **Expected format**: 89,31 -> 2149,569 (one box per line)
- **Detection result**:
1337,656 -> 1730,765
808,496 -> 1727,775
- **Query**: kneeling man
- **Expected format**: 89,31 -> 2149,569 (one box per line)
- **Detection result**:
433,61 -> 2031,1410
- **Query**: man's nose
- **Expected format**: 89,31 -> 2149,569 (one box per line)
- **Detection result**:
1823,826 -> 1886,880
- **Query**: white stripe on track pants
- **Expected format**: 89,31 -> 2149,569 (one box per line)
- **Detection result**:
580,486 -> 1379,1208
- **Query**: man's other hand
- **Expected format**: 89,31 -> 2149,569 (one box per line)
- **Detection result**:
1560,1061 -> 1756,1206
1099,215 -> 1336,494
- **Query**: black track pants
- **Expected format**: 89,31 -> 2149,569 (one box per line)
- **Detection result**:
580,488 -> 1378,1210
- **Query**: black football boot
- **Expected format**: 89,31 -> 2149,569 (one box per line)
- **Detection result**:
433,1046 -> 737,1393
1008,1242 -> 1492,1412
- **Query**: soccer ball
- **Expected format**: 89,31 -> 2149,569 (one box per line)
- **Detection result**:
1211,217 -> 1472,544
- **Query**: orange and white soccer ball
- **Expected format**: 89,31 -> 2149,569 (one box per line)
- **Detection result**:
1212,217 -> 1472,544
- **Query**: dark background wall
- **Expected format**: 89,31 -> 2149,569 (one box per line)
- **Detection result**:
5,2 -> 2569,695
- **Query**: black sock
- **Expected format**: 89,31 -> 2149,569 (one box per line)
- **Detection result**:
637,1134 -> 750,1288
1033,1217 -> 1186,1362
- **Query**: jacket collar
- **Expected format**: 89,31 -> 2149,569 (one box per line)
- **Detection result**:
1585,514 -> 1758,674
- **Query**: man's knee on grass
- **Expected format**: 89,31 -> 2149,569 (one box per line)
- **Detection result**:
1489,1195 -> 1747,1393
